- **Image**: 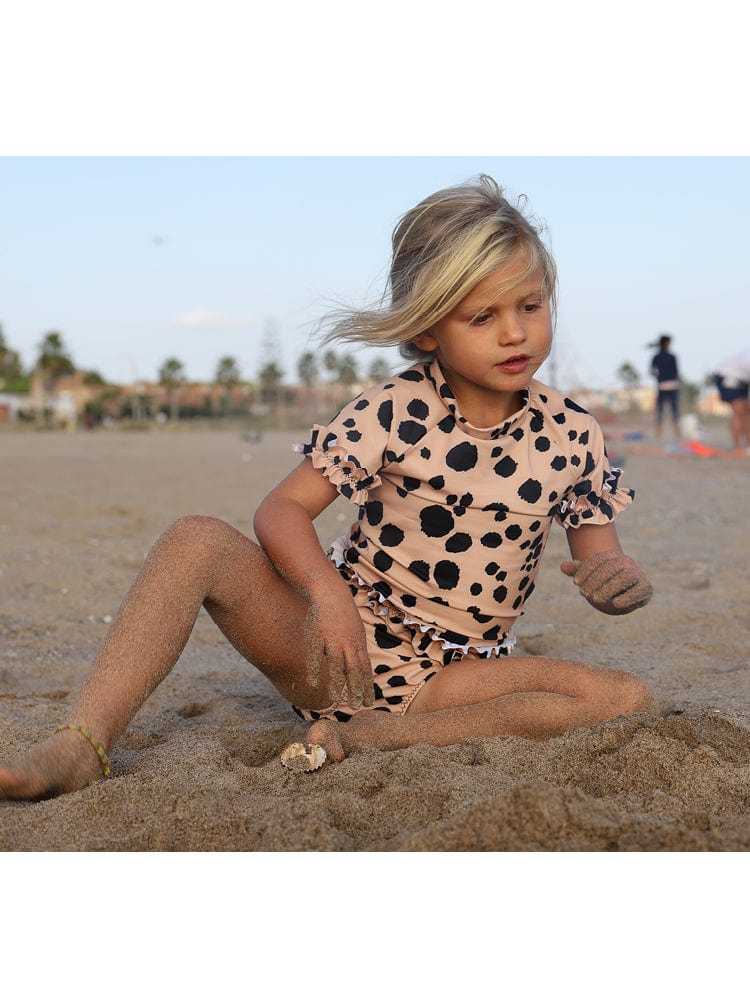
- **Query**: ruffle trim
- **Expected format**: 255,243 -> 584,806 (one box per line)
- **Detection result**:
554,465 -> 634,528
294,425 -> 381,506
328,534 -> 516,658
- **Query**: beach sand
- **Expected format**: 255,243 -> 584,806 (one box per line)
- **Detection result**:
1,426 -> 749,851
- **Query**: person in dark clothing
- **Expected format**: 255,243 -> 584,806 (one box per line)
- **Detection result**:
650,334 -> 680,438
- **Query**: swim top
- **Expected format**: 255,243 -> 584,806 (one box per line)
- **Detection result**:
296,358 -> 634,649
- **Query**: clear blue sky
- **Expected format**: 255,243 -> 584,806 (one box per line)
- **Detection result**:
1,156 -> 747,391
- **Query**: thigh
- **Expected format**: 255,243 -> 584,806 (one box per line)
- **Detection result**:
408,652 -> 635,715
173,516 -> 317,700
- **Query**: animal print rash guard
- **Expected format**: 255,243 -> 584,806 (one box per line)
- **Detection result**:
296,359 -> 634,651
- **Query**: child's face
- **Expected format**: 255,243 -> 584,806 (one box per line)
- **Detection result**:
413,253 -> 553,422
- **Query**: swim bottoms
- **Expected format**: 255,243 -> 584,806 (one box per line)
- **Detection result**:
292,555 -> 514,723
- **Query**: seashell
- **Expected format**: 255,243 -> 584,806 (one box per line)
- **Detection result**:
280,742 -> 327,772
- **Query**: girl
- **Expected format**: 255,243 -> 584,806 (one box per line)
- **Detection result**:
0,175 -> 654,799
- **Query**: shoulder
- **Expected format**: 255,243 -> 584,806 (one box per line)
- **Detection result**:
528,379 -> 595,422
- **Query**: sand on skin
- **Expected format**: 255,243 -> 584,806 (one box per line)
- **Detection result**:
1,426 -> 749,851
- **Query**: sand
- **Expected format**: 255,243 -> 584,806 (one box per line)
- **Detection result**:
1,425 -> 749,851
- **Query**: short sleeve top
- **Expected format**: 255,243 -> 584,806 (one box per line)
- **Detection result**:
295,359 -> 634,648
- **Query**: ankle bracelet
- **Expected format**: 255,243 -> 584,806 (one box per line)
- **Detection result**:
54,724 -> 111,778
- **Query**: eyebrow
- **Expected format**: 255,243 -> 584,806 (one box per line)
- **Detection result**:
463,284 -> 546,313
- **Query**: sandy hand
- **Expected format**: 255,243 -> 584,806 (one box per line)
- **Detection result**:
560,548 -> 653,615
303,599 -> 374,710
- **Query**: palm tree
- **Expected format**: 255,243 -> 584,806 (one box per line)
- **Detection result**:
215,355 -> 241,416
158,357 -> 186,421
0,325 -> 24,388
258,361 -> 284,409
297,350 -> 319,388
337,352 -> 359,391
36,331 -> 75,425
367,356 -> 391,384
616,361 -> 641,411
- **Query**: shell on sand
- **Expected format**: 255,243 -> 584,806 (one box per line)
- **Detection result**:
280,742 -> 327,772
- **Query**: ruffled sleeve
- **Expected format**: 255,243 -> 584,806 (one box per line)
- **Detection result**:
294,426 -> 382,505
294,382 -> 397,505
554,418 -> 635,528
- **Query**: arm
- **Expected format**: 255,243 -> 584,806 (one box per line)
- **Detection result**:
254,459 -> 374,709
560,522 -> 653,616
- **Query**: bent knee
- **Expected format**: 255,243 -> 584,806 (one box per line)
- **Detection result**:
155,515 -> 260,563
609,670 -> 654,717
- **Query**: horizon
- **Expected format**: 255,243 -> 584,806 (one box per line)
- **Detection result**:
1,157 -> 748,395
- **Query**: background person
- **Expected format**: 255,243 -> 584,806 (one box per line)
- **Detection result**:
650,333 -> 681,439
714,350 -> 750,451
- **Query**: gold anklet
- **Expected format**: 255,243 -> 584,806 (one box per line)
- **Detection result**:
54,724 -> 111,778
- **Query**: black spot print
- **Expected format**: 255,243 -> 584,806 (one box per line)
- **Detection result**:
428,475 -> 445,490
480,532 -> 502,548
551,455 -> 567,471
437,415 -> 455,433
518,478 -> 542,503
534,436 -> 550,452
446,442 -> 478,472
420,447 -> 431,459
365,500 -> 383,525
398,420 -> 427,445
346,430 -> 362,442
504,524 -> 522,541
529,409 -> 544,432
494,455 -> 518,477
401,593 -> 417,607
354,399 -> 370,410
434,560 -> 460,590
419,505 -> 454,537
377,400 -> 393,431
373,550 -> 393,573
374,624 -> 403,649
402,476 -> 421,491
485,561 -> 500,575
445,532 -> 472,552
399,370 -> 424,382
387,675 -> 407,687
408,560 -> 430,582
379,524 -> 405,546
493,584 -> 508,603
407,398 -> 429,420
470,582 -> 483,595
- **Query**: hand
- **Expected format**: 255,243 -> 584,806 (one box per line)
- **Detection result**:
560,548 -> 653,615
303,596 -> 374,710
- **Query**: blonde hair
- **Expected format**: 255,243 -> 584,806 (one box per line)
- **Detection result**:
320,174 -> 557,361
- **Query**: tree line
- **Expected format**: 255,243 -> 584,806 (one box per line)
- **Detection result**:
0,323 -> 395,424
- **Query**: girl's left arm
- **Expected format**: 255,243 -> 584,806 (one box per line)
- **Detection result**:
561,522 -> 653,616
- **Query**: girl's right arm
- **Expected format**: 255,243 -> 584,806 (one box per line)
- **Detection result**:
253,459 -> 374,710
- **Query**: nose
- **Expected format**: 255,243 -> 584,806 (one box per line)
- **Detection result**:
497,312 -> 526,346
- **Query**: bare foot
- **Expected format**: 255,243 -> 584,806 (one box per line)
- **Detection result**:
306,719 -> 347,763
0,730 -> 107,801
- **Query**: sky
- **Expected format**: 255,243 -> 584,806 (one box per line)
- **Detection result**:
1,155 -> 748,392
3,0 -> 749,983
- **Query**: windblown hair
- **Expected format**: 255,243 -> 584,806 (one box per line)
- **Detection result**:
320,174 -> 557,361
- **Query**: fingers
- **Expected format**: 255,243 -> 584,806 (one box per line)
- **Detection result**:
565,548 -> 653,615
560,559 -> 579,578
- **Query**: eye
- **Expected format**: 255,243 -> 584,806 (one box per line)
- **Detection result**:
471,311 -> 493,326
523,301 -> 543,313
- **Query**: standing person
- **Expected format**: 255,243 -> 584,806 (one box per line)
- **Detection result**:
650,333 -> 681,438
714,350 -> 750,451
0,175 -> 654,801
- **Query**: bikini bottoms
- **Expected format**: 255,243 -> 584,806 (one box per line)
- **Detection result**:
292,553 -> 514,724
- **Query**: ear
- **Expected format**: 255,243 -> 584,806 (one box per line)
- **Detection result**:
413,330 -> 438,353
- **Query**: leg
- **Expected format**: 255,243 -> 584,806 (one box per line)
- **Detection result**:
0,516 -> 325,800
308,654 -> 654,760
728,398 -> 750,449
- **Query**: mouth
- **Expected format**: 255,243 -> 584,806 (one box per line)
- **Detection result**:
496,354 -> 530,373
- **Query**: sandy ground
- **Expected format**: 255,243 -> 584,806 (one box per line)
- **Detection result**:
1,424 -> 749,851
